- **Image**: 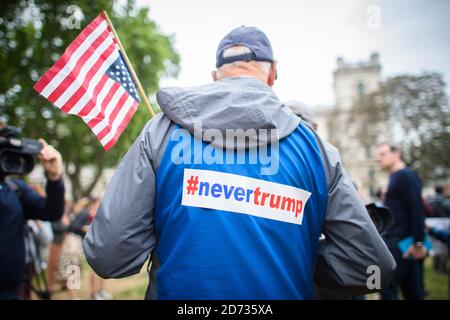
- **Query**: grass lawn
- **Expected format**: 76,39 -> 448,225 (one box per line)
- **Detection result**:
114,258 -> 449,300
424,258 -> 448,300
45,257 -> 448,300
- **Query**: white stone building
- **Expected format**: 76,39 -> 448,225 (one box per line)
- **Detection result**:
315,53 -> 389,201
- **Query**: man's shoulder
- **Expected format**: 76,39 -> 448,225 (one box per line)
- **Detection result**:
401,167 -> 420,178
132,112 -> 177,170
1,179 -> 26,214
139,112 -> 174,146
392,167 -> 421,187
4,178 -> 27,193
393,167 -> 414,178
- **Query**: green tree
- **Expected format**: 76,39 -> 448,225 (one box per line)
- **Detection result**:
0,0 -> 180,200
350,73 -> 450,184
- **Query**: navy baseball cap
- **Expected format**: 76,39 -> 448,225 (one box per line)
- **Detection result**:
216,26 -> 275,68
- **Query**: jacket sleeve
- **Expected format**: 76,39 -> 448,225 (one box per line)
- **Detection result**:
20,177 -> 65,222
83,114 -> 171,278
313,141 -> 397,296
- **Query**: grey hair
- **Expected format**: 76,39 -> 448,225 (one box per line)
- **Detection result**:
216,45 -> 271,79
377,142 -> 402,155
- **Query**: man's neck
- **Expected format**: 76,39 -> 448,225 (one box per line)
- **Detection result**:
218,63 -> 269,85
390,161 -> 406,174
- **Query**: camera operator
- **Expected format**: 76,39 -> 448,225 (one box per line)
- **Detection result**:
0,125 -> 65,300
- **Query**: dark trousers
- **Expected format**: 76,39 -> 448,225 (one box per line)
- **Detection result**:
380,238 -> 425,300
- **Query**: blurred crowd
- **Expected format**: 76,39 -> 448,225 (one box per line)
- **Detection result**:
20,194 -> 112,300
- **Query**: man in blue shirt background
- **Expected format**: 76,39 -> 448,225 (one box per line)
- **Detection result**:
377,143 -> 427,300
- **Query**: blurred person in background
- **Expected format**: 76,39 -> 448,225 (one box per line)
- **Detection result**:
376,143 -> 427,300
0,123 -> 65,300
284,100 -> 318,131
21,184 -> 54,299
427,185 -> 450,217
47,200 -> 71,295
374,187 -> 386,207
86,198 -> 112,300
426,224 -> 450,299
54,198 -> 88,300
64,197 -> 112,300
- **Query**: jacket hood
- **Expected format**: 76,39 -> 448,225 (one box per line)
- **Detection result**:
156,77 -> 300,149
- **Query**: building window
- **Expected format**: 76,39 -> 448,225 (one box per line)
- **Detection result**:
364,144 -> 372,159
357,81 -> 365,98
368,168 -> 375,180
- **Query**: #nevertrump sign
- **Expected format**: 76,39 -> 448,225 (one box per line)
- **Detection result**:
182,169 -> 311,225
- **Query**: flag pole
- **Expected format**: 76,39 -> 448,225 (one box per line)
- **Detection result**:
101,11 -> 156,118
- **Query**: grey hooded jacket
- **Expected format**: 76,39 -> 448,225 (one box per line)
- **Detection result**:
83,77 -> 396,298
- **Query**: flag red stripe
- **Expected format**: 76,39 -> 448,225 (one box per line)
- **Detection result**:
102,102 -> 138,151
96,91 -> 129,141
34,13 -> 139,151
60,41 -> 116,113
33,15 -> 106,93
76,74 -> 110,117
47,30 -> 111,105
87,81 -> 121,129
101,93 -> 132,134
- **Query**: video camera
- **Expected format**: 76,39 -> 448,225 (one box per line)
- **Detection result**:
0,126 -> 42,176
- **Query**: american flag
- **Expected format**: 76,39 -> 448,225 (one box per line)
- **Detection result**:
33,13 -> 140,151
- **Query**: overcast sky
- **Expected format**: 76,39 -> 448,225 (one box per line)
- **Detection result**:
137,0 -> 450,107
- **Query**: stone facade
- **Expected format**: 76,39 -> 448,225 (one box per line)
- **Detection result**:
316,53 -> 389,201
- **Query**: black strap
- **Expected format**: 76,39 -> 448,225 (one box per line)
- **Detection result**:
216,52 -> 257,68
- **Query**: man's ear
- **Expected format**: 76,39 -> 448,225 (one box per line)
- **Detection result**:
211,70 -> 218,81
267,62 -> 277,87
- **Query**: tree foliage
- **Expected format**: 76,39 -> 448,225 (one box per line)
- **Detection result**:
0,0 -> 180,199
350,73 -> 450,184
